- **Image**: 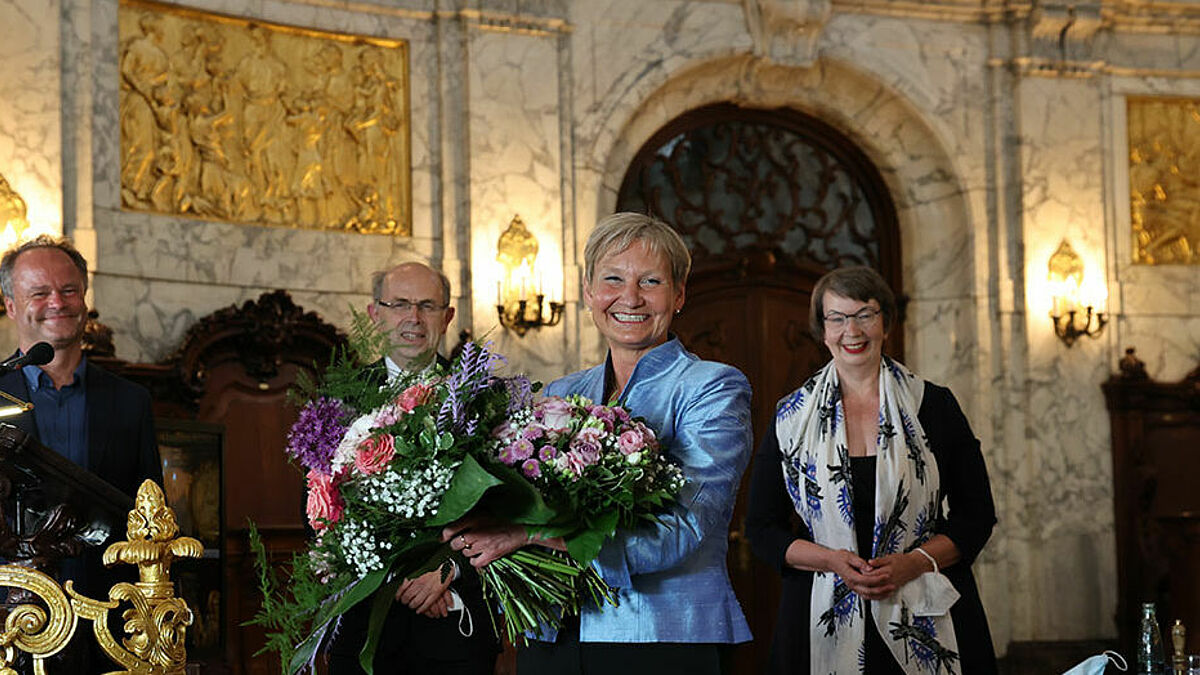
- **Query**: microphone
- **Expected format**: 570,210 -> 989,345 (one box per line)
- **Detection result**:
0,342 -> 55,373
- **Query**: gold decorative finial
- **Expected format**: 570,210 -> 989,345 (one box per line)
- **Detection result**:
105,480 -> 204,595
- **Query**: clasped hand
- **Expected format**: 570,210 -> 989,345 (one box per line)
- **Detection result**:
827,549 -> 929,601
395,569 -> 454,618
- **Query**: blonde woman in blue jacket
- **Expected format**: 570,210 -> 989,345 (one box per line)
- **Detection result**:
443,212 -> 752,674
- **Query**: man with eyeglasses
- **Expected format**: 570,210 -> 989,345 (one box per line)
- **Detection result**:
366,261 -> 455,374
326,260 -> 498,674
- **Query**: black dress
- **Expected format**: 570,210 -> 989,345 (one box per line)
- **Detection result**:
745,382 -> 999,675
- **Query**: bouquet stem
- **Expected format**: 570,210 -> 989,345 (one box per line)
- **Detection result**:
477,548 -> 617,646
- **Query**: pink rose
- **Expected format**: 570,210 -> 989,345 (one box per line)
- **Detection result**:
556,451 -> 588,477
537,397 -> 574,433
571,426 -> 605,458
396,383 -> 435,413
306,470 -> 344,531
355,434 -> 396,475
629,421 -> 658,452
618,429 -> 645,456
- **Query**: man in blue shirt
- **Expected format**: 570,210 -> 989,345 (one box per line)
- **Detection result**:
0,235 -> 161,554
0,235 -> 162,672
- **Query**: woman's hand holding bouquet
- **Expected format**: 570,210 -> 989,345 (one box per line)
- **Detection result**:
251,331 -> 683,672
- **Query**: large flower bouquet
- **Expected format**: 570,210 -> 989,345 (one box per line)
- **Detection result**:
250,326 -> 684,673
484,394 -> 685,641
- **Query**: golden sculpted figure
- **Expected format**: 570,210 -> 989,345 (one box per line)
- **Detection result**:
0,174 -> 29,243
496,215 -> 539,272
0,480 -> 201,673
118,0 -> 411,236
1128,97 -> 1200,264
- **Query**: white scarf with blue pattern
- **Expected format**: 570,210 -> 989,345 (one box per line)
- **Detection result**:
775,357 -> 960,675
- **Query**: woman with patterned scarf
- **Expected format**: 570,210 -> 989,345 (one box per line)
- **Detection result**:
746,266 -> 998,674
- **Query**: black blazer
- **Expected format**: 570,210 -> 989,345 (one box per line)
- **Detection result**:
0,357 -> 162,497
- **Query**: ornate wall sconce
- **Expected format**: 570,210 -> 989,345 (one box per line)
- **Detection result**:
1048,239 -> 1107,347
495,215 -> 562,336
0,171 -> 31,317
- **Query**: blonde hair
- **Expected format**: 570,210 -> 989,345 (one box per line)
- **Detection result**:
584,213 -> 691,286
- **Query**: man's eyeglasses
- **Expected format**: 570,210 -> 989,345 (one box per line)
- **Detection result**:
823,307 -> 882,331
375,298 -> 448,314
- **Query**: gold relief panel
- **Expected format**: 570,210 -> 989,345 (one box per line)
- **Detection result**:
118,0 -> 412,236
1128,97 -> 1200,265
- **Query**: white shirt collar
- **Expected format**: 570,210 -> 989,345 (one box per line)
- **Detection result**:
383,355 -> 438,383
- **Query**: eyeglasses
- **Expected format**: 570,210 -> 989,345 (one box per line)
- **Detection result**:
823,307 -> 882,331
375,298 -> 448,314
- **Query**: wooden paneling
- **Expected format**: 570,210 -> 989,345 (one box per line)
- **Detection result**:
1103,351 -> 1200,655
92,292 -> 345,674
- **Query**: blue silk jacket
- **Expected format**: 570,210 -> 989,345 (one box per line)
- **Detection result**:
542,337 -> 754,644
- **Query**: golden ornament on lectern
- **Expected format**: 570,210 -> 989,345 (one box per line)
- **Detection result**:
0,479 -> 201,673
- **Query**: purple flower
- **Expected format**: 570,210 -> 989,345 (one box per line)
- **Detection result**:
521,458 -> 542,479
498,444 -> 518,465
510,438 -> 535,462
568,435 -> 601,466
438,341 -> 502,435
538,445 -> 557,462
588,405 -> 617,431
287,397 -> 350,475
522,425 -> 545,442
505,375 -> 534,413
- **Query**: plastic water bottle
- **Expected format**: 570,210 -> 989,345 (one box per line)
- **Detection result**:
1139,602 -> 1166,674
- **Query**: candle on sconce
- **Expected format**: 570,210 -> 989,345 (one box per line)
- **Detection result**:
496,281 -> 502,306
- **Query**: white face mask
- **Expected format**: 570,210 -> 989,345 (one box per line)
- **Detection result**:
1062,651 -> 1127,675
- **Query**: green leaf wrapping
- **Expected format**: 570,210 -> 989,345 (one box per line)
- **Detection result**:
427,454 -> 503,527
361,574 -> 404,674
564,508 -> 619,565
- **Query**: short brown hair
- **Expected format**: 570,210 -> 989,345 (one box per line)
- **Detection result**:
0,235 -> 89,300
809,266 -> 897,340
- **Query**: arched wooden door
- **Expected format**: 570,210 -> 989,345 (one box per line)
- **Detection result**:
617,103 -> 903,674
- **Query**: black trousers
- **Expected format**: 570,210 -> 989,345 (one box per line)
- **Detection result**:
326,594 -> 498,675
516,616 -> 733,675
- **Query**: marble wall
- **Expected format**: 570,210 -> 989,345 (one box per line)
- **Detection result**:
4,0 -> 1200,654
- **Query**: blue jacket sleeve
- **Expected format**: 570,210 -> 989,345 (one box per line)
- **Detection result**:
593,365 -> 753,588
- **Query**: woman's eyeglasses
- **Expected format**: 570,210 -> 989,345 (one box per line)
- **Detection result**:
823,307 -> 882,330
